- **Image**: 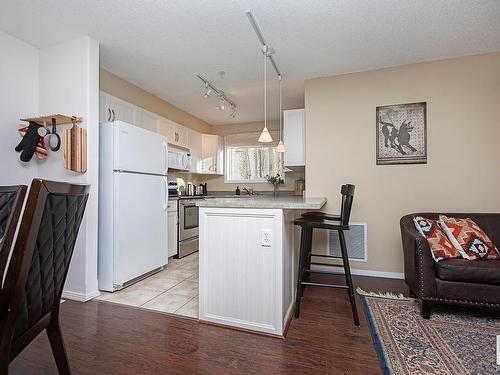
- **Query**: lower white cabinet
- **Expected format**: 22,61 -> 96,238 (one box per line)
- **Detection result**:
283,109 -> 305,166
201,134 -> 224,175
167,200 -> 178,258
199,207 -> 300,336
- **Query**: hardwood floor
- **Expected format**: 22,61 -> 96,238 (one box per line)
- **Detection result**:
10,275 -> 406,375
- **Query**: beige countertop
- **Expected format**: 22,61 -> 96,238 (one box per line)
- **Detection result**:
196,196 -> 327,209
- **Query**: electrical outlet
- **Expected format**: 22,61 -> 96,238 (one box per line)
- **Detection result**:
261,229 -> 272,247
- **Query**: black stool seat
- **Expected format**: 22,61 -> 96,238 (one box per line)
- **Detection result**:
301,212 -> 341,221
293,184 -> 360,326
294,216 -> 348,231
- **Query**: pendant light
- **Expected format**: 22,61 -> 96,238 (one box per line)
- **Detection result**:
275,75 -> 285,153
258,45 -> 273,143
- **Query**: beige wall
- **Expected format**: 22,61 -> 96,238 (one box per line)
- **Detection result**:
100,68 -> 211,133
305,52 -> 500,274
206,120 -> 305,192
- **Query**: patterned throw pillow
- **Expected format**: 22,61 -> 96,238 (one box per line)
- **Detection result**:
413,216 -> 460,262
439,215 -> 500,260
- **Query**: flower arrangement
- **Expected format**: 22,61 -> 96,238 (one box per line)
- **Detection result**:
265,174 -> 284,196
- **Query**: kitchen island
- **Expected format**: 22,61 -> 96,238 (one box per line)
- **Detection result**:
197,196 -> 326,337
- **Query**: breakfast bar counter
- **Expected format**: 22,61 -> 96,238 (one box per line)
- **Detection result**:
197,196 -> 326,337
197,195 -> 326,209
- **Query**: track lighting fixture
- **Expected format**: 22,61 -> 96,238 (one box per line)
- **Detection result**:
197,74 -> 236,118
276,76 -> 285,153
230,105 -> 237,118
204,83 -> 212,98
247,10 -> 285,144
217,95 -> 225,111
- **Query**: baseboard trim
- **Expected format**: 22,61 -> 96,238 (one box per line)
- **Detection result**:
62,289 -> 101,302
311,264 -> 404,280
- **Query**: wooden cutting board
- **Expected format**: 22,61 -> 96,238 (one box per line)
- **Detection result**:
63,117 -> 87,173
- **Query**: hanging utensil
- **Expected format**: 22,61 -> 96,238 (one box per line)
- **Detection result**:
47,117 -> 61,152
63,117 -> 87,173
37,121 -> 49,137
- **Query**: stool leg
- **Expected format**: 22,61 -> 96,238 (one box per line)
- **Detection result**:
338,230 -> 360,326
295,226 -> 307,318
304,226 -> 313,283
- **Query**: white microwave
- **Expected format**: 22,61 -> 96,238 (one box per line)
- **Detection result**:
168,147 -> 191,171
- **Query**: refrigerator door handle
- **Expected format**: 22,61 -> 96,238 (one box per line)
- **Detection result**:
163,177 -> 168,210
163,142 -> 168,173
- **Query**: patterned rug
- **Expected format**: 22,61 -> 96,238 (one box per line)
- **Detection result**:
360,292 -> 500,375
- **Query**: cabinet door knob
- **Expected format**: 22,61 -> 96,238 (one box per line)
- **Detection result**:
107,108 -> 112,121
112,109 -> 116,121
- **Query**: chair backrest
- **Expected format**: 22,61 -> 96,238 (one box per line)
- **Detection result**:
0,185 -> 27,285
0,179 -> 89,348
340,184 -> 355,226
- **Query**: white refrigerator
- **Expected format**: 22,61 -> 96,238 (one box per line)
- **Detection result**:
98,120 -> 169,291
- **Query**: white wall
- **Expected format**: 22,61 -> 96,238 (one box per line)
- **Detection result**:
0,30 -> 39,184
38,37 -> 100,301
0,30 -> 100,301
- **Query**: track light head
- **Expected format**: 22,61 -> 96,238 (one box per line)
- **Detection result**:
217,96 -> 225,111
203,83 -> 212,98
230,105 -> 237,118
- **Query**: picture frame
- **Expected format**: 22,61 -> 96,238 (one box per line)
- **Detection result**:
376,102 -> 427,165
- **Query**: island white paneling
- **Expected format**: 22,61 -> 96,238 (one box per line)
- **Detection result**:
199,207 -> 302,336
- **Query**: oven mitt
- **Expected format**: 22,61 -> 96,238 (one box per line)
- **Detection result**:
15,121 -> 48,162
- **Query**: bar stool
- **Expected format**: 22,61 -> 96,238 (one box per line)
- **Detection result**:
293,184 -> 359,326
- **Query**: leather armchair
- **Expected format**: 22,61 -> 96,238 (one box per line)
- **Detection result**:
400,213 -> 500,318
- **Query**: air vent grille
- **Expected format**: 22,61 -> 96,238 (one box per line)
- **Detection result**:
327,223 -> 367,262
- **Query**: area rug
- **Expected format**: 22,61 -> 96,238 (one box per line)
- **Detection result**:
359,289 -> 500,375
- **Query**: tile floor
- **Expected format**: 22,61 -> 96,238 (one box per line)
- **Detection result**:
94,252 -> 199,318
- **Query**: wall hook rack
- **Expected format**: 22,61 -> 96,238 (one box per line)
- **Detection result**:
20,114 -> 82,126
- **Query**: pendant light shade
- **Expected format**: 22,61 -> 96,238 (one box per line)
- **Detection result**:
259,45 -> 273,143
276,75 -> 285,152
258,127 -> 273,142
276,140 -> 285,152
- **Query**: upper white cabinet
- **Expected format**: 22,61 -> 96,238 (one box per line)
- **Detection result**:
158,118 -> 175,144
188,129 -> 202,173
283,109 -> 305,166
158,118 -> 189,149
201,135 -> 224,175
100,92 -> 137,125
100,91 -> 214,175
137,109 -> 159,133
174,124 -> 189,149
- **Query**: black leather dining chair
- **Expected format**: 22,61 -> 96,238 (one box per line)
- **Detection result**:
0,179 -> 89,375
0,185 -> 27,284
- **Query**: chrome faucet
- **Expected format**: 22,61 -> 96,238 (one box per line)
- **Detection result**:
242,187 -> 254,195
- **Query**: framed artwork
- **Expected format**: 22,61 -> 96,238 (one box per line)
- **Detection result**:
376,102 -> 427,165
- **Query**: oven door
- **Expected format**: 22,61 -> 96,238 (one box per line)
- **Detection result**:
179,200 -> 199,241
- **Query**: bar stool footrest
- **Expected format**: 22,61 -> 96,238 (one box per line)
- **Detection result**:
300,281 -> 349,289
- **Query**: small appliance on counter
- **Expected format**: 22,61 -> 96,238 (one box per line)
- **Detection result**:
195,183 -> 207,196
168,179 -> 178,197
186,182 -> 195,196
294,178 -> 305,196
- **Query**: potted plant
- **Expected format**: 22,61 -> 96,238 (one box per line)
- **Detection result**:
265,174 -> 284,197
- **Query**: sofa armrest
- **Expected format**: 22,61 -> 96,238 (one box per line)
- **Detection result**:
400,215 -> 437,299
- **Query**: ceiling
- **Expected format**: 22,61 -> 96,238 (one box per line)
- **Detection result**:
1,1 -> 500,125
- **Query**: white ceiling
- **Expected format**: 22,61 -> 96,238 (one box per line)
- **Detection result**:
1,0 -> 500,125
